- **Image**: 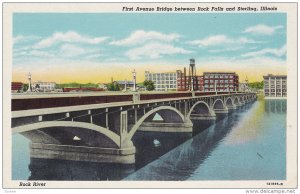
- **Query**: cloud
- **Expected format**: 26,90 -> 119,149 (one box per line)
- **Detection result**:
84,54 -> 103,60
188,35 -> 261,47
59,44 -> 86,57
110,30 -> 180,46
125,42 -> 191,60
241,45 -> 286,57
29,50 -> 54,58
243,24 -> 283,35
13,35 -> 40,44
208,46 -> 242,53
33,31 -> 109,49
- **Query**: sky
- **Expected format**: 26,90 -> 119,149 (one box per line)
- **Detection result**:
13,13 -> 286,83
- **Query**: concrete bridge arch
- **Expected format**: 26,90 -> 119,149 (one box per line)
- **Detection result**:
188,101 -> 215,117
12,121 -> 121,147
233,96 -> 240,105
225,97 -> 234,107
126,106 -> 190,141
213,98 -> 226,110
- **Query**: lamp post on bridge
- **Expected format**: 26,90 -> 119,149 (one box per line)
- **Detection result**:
125,79 -> 127,92
27,72 -> 32,92
132,69 -> 136,92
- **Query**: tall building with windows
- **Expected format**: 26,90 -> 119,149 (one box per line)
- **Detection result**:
202,72 -> 239,92
177,68 -> 203,91
263,74 -> 287,98
145,71 -> 178,91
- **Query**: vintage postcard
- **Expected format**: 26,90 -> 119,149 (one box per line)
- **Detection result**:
2,2 -> 298,190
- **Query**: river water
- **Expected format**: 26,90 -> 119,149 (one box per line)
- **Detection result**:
12,99 -> 286,181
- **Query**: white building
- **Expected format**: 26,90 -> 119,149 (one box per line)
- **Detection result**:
263,74 -> 287,98
32,81 -> 56,92
145,71 -> 177,91
239,78 -> 250,92
98,83 -> 107,90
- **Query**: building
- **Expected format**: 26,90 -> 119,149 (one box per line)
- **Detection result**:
177,69 -> 204,91
145,71 -> 177,91
11,82 -> 23,93
98,83 -> 108,90
115,80 -> 135,90
177,59 -> 204,91
203,72 -> 239,92
32,81 -> 56,92
239,77 -> 250,92
263,74 -> 287,98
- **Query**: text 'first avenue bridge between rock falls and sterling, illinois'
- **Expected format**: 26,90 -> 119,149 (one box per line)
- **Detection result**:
122,6 -> 276,12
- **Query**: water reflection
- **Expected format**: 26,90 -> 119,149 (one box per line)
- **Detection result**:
265,100 -> 287,114
125,103 -> 254,180
133,132 -> 192,170
28,158 -> 135,180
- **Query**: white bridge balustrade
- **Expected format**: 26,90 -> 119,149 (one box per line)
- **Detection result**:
11,92 -> 257,164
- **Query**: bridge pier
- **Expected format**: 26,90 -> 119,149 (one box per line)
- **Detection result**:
226,105 -> 237,111
235,102 -> 243,107
214,108 -> 229,114
190,112 -> 216,120
138,121 -> 193,133
30,142 -> 136,164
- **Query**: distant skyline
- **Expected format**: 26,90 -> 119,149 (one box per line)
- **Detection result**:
13,13 -> 286,83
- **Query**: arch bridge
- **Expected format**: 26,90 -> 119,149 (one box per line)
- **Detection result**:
12,92 -> 257,164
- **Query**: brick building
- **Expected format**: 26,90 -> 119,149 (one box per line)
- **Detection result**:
11,82 -> 23,93
203,72 -> 239,92
176,68 -> 204,91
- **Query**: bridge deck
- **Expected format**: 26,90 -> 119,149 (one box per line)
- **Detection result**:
12,92 -> 256,118
12,91 -> 232,111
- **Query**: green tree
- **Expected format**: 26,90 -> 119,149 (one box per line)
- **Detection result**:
56,82 -> 99,89
143,80 -> 155,91
248,81 -> 264,90
107,81 -> 121,91
22,84 -> 28,92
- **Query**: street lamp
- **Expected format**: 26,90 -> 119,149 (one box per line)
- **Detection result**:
132,69 -> 136,92
27,72 -> 32,92
124,79 -> 127,92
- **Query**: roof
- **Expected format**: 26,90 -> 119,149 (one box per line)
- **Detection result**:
145,71 -> 178,74
203,72 -> 237,75
263,74 -> 287,78
12,82 -> 23,85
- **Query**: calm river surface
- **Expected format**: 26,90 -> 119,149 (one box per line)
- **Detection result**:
12,99 -> 286,181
